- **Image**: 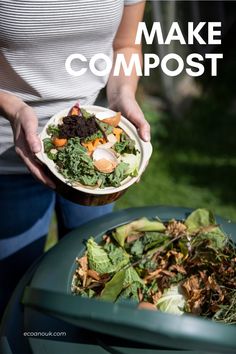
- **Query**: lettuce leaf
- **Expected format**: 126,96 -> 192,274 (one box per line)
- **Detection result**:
120,153 -> 140,177
112,218 -> 166,247
185,208 -> 216,232
100,266 -> 143,302
157,285 -> 186,315
106,243 -> 130,269
83,130 -> 103,142
120,267 -> 144,301
119,282 -> 141,302
130,239 -> 144,256
100,270 -> 126,301
87,238 -> 129,274
123,266 -> 143,287
96,120 -> 114,136
142,232 -> 168,251
185,209 -> 227,250
107,162 -> 129,187
114,133 -> 137,155
87,238 -> 114,274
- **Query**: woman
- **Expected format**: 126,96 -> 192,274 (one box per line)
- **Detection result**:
0,0 -> 150,317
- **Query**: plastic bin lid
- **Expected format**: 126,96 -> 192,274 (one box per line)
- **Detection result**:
22,207 -> 236,354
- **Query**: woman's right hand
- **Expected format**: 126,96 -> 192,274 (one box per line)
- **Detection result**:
11,104 -> 56,189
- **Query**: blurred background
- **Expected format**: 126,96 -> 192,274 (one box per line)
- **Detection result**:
47,0 -> 236,248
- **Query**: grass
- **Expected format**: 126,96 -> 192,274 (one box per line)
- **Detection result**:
117,26 -> 236,222
116,100 -> 236,222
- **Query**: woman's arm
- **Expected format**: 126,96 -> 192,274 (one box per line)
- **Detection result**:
107,1 -> 150,142
0,91 -> 55,188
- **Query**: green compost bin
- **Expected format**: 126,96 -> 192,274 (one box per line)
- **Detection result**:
3,207 -> 236,354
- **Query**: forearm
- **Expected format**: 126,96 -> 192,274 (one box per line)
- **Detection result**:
107,45 -> 142,108
0,91 -> 27,123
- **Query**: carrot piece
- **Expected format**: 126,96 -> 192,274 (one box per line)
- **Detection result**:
93,138 -> 101,149
82,141 -> 94,152
93,138 -> 106,148
82,137 -> 107,152
52,137 -> 67,147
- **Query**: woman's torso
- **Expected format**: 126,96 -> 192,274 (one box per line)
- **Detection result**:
0,0 -> 124,173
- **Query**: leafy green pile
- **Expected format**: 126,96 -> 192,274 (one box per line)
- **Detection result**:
72,209 -> 236,324
114,132 -> 137,155
53,138 -> 129,188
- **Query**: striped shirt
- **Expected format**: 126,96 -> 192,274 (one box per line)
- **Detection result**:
0,0 -> 142,174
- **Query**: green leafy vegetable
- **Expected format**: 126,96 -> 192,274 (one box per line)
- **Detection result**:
96,120 -> 114,136
46,124 -> 61,137
156,285 -> 186,315
192,230 -> 227,251
83,131 -> 103,142
80,108 -> 94,119
186,209 -> 227,250
87,238 -> 129,274
101,267 -> 143,302
100,270 -> 126,301
43,138 -> 54,153
87,238 -> 113,274
114,133 -> 137,155
112,218 -> 166,247
130,239 -> 144,256
119,282 -> 141,302
106,243 -> 130,269
47,149 -> 58,161
142,232 -> 168,251
185,208 -> 216,232
123,266 -> 143,287
107,162 -> 129,187
121,153 -> 140,177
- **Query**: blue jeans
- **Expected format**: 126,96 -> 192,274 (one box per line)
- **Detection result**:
0,174 -> 113,317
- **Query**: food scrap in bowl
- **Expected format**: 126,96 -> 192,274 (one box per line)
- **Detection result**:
43,103 -> 140,189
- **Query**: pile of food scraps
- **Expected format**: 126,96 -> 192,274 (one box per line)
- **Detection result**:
43,103 -> 140,188
72,209 -> 236,324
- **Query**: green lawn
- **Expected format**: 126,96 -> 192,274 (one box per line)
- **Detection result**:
117,38 -> 236,222
116,100 -> 236,222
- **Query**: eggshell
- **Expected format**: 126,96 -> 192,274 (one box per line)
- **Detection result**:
93,148 -> 117,163
94,159 -> 117,174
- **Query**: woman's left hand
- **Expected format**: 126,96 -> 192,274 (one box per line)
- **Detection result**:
108,88 -> 151,183
108,89 -> 150,142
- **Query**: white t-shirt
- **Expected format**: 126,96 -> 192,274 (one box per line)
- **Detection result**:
0,0 -> 143,173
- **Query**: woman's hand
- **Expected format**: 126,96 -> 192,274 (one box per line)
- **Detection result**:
11,104 -> 55,189
108,88 -> 150,142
